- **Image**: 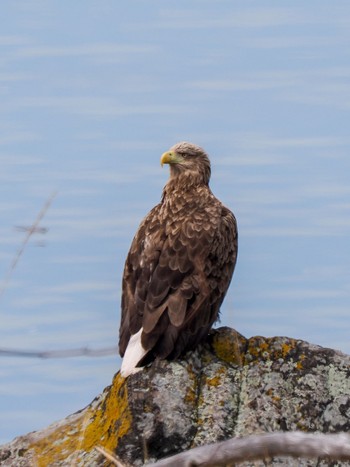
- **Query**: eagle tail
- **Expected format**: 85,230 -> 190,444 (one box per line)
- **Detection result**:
120,328 -> 148,378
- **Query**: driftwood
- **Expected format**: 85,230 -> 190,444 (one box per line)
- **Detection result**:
147,432 -> 350,466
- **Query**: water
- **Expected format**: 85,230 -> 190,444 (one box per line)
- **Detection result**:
1,1 -> 350,443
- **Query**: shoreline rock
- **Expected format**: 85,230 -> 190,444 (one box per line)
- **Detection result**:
1,327 -> 350,466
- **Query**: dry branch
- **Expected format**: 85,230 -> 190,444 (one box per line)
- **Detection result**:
0,345 -> 117,358
0,191 -> 57,299
146,432 -> 350,466
95,446 -> 126,466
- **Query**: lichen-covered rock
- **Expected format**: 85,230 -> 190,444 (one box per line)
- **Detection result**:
1,327 -> 350,466
0,373 -> 132,466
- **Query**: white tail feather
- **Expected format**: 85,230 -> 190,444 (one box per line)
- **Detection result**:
120,328 -> 148,378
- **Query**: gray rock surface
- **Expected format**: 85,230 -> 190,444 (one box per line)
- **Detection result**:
1,327 -> 350,466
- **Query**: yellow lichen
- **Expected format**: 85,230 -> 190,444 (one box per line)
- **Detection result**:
81,373 -> 131,452
247,340 -> 269,359
296,355 -> 305,370
247,337 -> 300,364
205,367 -> 226,387
184,364 -> 199,405
281,343 -> 293,358
206,375 -> 222,387
212,331 -> 245,365
29,372 -> 132,467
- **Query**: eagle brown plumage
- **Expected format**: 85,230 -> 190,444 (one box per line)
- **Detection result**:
119,142 -> 237,377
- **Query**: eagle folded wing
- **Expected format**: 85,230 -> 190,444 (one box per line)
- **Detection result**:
118,142 -> 237,377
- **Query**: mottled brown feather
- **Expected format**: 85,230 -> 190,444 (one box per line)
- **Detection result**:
118,142 -> 238,365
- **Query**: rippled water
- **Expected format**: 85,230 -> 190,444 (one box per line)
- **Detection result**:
1,1 -> 350,443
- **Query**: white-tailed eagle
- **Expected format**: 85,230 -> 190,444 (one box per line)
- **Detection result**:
119,142 -> 237,377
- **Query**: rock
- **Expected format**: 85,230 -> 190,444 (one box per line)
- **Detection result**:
1,327 -> 350,466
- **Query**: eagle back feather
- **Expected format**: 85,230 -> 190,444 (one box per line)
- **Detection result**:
119,142 -> 237,374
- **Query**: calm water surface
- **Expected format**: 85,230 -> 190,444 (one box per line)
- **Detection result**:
1,1 -> 350,443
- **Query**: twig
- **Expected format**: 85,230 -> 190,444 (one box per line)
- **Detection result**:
0,345 -> 117,358
0,191 -> 57,300
95,446 -> 126,466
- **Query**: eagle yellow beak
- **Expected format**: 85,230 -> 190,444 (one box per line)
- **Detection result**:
160,151 -> 182,167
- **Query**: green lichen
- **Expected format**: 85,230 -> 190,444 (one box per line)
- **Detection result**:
328,364 -> 350,397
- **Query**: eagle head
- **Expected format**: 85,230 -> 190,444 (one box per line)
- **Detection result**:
161,141 -> 211,186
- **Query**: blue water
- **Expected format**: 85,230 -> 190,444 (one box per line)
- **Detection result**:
1,1 -> 350,443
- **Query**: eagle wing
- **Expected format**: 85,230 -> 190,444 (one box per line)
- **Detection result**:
119,198 -> 237,362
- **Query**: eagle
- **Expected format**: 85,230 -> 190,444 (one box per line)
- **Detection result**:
119,142 -> 237,377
